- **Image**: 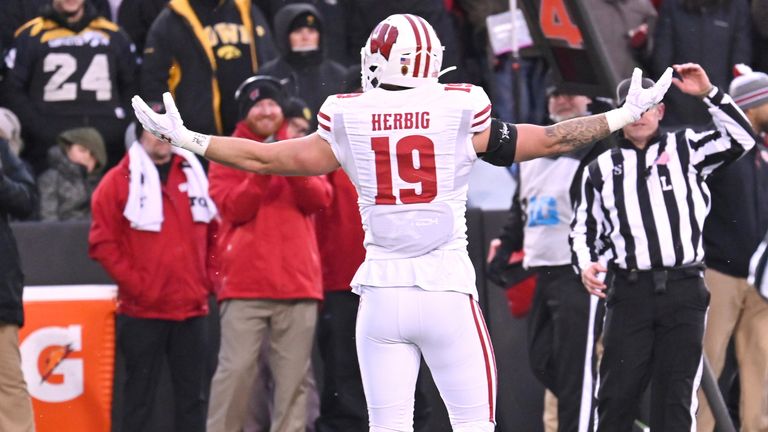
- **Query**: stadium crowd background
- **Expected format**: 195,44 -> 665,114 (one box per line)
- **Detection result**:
0,0 -> 767,431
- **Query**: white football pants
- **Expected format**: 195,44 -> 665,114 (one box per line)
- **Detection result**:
356,286 -> 497,432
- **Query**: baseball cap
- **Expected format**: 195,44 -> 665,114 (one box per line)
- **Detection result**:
234,75 -> 287,118
543,70 -> 585,97
729,64 -> 768,111
616,76 -> 656,106
544,70 -> 566,97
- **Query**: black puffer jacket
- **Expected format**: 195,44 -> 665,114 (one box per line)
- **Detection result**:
258,3 -> 347,128
0,138 -> 37,327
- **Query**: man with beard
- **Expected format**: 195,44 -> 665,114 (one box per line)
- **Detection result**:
206,75 -> 331,432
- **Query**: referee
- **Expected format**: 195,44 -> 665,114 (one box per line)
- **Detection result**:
570,63 -> 757,431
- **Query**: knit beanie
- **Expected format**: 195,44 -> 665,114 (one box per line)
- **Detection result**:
57,127 -> 107,171
289,11 -> 321,33
234,75 -> 286,119
729,64 -> 768,111
283,96 -> 312,121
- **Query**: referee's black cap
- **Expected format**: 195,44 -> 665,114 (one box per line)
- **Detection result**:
616,77 -> 656,106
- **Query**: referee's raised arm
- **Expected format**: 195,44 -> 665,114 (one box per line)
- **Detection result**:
671,64 -> 758,176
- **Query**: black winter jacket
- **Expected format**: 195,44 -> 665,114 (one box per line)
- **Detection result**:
652,0 -> 751,127
141,0 -> 277,135
703,146 -> 768,278
0,139 -> 37,327
117,0 -> 168,54
258,3 -> 347,128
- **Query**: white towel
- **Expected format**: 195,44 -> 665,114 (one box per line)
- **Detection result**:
124,142 -> 217,231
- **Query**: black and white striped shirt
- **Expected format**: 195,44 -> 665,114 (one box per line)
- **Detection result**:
571,88 -> 756,271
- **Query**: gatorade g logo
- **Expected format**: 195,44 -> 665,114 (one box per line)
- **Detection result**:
370,23 -> 398,60
20,325 -> 84,403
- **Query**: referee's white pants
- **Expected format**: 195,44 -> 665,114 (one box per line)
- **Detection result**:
356,286 -> 497,432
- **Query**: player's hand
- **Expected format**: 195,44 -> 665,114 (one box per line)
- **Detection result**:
132,92 -> 186,145
671,63 -> 713,98
622,67 -> 674,121
132,92 -> 211,155
581,262 -> 607,298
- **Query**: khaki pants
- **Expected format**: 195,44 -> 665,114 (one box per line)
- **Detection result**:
0,324 -> 35,432
543,389 -> 558,432
207,299 -> 318,432
697,269 -> 768,432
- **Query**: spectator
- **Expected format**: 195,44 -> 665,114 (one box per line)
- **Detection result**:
38,127 -> 106,221
0,0 -> 112,53
258,4 -> 348,129
0,108 -> 24,157
652,0 -> 752,128
0,137 -> 37,432
241,95 -> 320,432
206,75 -> 332,432
89,119 -> 218,432
488,79 -> 612,432
697,65 -> 768,432
454,0 -> 547,124
141,0 -> 277,136
572,64 -> 756,431
117,0 -> 168,54
2,0 -> 138,174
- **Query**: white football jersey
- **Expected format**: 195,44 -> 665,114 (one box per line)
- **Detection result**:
317,82 -> 492,296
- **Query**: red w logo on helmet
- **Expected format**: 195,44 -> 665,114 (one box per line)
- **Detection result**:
370,23 -> 399,60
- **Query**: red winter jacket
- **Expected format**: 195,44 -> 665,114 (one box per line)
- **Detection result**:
89,153 -> 215,320
208,121 -> 332,301
315,169 -> 366,292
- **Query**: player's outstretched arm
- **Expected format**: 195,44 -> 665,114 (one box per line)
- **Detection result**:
475,67 -> 673,163
132,93 -> 340,176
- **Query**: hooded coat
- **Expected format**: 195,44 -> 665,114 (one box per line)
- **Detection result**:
257,3 -> 348,129
38,145 -> 103,221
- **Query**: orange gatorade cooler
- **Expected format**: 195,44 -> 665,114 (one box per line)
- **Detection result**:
19,285 -> 117,432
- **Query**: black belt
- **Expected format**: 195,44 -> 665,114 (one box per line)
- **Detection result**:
609,263 -> 704,294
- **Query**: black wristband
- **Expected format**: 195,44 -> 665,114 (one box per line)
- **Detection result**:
481,118 -> 518,166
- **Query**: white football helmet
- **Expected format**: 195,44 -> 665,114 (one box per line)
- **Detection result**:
361,14 -> 444,92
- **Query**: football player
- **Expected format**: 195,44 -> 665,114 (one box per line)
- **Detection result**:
133,13 -> 672,432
